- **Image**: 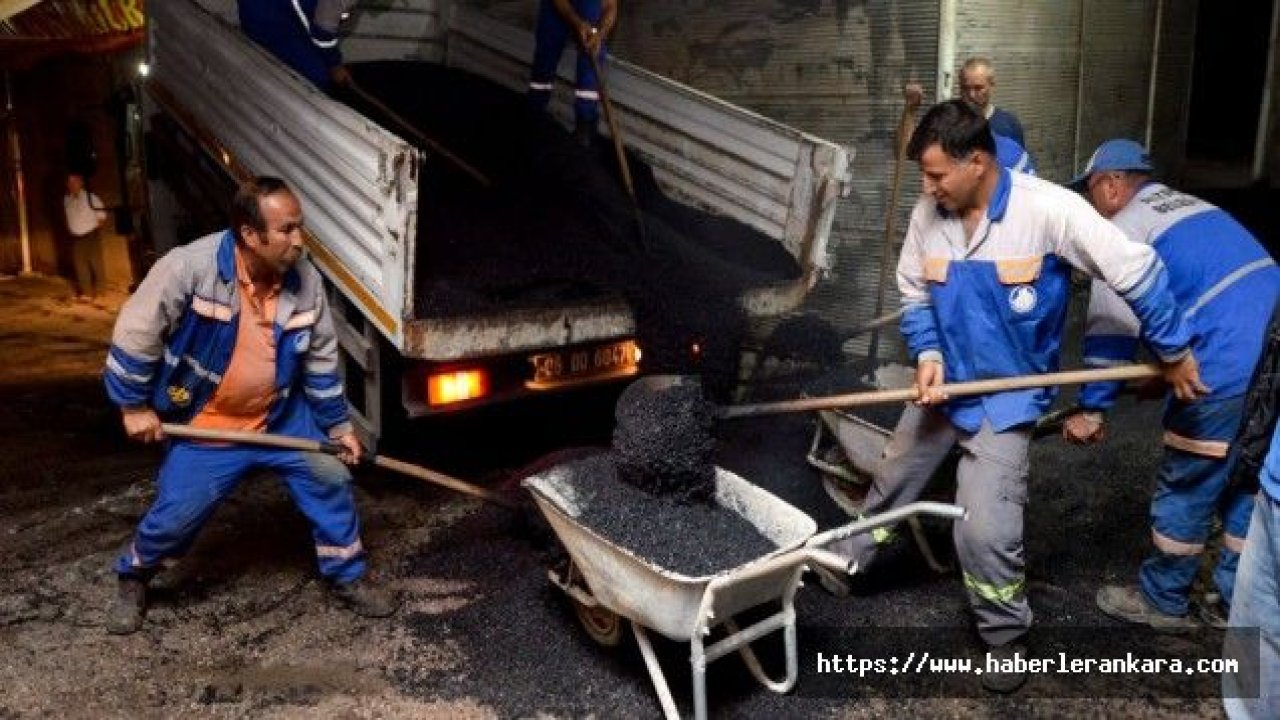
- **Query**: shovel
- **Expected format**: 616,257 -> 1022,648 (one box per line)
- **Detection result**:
717,364 -> 1163,419
344,79 -> 492,188
160,423 -> 515,508
866,84 -> 924,368
586,51 -> 649,251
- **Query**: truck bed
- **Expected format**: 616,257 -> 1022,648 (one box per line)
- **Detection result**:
155,1 -> 851,363
343,62 -> 801,322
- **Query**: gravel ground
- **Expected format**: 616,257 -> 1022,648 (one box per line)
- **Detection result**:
0,274 -> 1229,718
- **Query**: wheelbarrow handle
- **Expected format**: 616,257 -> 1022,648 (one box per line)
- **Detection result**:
805,501 -> 968,552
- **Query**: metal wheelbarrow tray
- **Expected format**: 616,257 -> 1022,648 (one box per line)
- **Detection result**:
524,462 -> 964,719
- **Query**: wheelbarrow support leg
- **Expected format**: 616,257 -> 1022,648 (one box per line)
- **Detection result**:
632,623 -> 681,720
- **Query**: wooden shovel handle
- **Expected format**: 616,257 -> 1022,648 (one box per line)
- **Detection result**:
159,424 -> 514,508
718,364 -> 1163,420
587,51 -> 637,204
345,80 -> 492,188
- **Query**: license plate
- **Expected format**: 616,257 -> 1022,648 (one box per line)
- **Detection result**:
526,340 -> 640,390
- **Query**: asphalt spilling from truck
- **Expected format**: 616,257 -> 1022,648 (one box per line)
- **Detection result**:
343,61 -> 800,398
612,376 -> 718,503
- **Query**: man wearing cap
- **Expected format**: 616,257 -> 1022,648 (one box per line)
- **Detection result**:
1064,138 -> 1280,629
527,0 -> 619,147
821,101 -> 1205,693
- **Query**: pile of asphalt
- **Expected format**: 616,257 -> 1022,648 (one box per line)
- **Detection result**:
549,452 -> 776,576
343,61 -> 801,392
612,377 -> 717,503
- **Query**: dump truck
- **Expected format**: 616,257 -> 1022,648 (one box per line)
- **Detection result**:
142,0 -> 852,444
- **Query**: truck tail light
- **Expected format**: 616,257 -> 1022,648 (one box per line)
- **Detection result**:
426,369 -> 490,406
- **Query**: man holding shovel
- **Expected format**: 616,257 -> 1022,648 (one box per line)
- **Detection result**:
239,0 -> 359,91
1063,139 -> 1279,630
102,176 -> 398,635
823,100 -> 1205,693
527,0 -> 618,146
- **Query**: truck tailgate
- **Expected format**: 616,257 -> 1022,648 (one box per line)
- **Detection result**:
150,0 -> 419,347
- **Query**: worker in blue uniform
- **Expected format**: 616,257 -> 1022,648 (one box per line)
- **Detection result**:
960,57 -> 1025,147
1063,138 -> 1280,630
239,0 -> 359,90
528,0 -> 619,144
821,101 -> 1205,694
102,177 -> 398,634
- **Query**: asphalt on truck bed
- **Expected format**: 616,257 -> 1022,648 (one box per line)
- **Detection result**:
343,61 -> 803,388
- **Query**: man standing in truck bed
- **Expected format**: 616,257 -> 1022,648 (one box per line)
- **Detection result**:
528,0 -> 619,145
239,0 -> 359,90
102,176 -> 398,634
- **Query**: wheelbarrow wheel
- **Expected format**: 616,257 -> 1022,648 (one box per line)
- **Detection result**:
572,597 -> 626,647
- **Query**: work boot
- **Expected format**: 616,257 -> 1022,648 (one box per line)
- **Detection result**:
980,641 -> 1028,694
105,577 -> 147,635
330,578 -> 400,618
1096,584 -> 1198,631
1196,598 -> 1230,630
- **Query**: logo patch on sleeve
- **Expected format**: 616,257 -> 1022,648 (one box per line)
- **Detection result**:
1009,286 -> 1038,314
167,386 -> 191,407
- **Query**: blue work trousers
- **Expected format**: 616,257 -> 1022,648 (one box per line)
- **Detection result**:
1140,395 -> 1253,615
528,0 -> 604,125
114,442 -> 365,583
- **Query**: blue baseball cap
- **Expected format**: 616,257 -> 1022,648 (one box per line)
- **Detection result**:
1068,139 -> 1153,190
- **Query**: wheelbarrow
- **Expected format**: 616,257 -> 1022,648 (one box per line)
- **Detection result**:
801,364 -> 958,572
523,462 -> 965,720
802,364 -> 1095,573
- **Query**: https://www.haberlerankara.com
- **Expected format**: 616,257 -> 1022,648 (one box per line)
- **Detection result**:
815,650 -> 1239,678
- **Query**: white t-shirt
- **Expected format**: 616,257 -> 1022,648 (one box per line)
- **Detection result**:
64,190 -> 106,237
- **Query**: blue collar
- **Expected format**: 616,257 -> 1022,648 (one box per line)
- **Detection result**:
216,229 -> 301,292
933,165 -> 1013,222
216,230 -> 237,283
987,165 -> 1012,221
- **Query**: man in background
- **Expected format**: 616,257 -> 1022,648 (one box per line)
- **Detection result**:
959,57 -> 1025,147
63,172 -> 108,303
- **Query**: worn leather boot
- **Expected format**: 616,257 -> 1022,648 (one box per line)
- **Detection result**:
980,641 -> 1029,694
1096,584 -> 1198,631
105,577 -> 147,635
331,578 -> 400,618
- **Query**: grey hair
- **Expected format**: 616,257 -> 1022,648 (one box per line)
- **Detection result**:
961,56 -> 995,84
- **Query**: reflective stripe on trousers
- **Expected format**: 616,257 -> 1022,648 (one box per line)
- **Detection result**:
826,405 -> 1032,647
